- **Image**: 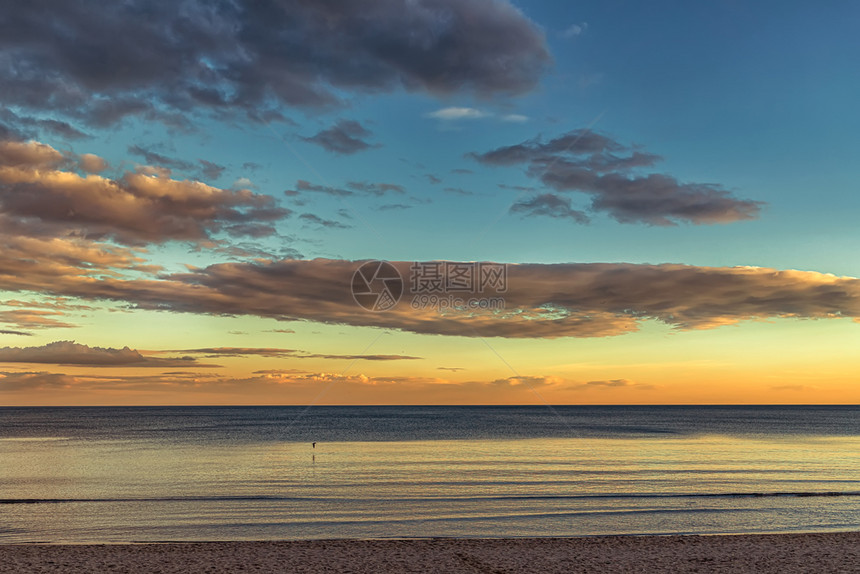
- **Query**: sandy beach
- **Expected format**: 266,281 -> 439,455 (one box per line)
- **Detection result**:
2,532 -> 859,573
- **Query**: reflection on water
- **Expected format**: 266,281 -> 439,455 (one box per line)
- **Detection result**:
3,435 -> 860,541
1,407 -> 860,542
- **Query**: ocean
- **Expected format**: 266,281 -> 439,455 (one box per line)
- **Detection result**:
1,406 -> 860,543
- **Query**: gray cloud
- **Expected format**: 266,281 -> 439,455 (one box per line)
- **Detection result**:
0,109 -> 90,141
299,213 -> 350,228
470,129 -> 762,225
287,180 -> 354,198
347,181 -> 406,196
498,183 -> 537,192
0,341 -> 215,367
303,120 -> 378,155
0,1 -> 549,127
128,145 -> 195,172
0,329 -> 32,336
286,180 -> 406,198
198,160 -> 226,180
510,193 -> 589,223
4,257 -> 860,340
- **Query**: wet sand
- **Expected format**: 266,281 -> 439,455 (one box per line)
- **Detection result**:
2,532 -> 860,573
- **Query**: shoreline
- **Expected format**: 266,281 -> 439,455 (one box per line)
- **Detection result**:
3,532 -> 860,573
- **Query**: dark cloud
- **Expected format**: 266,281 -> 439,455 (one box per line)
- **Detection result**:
286,180 -> 405,198
0,123 -> 23,142
0,1 -> 550,127
287,180 -> 353,198
0,109 -> 90,141
209,242 -> 303,261
498,183 -> 537,192
0,341 -> 216,367
299,213 -> 350,228
470,129 -> 762,225
425,174 -> 442,185
347,181 -> 406,196
128,145 -> 196,172
303,120 -> 378,155
378,204 -> 412,211
0,329 -> 32,336
0,139 -> 290,244
198,160 -> 226,180
510,193 -> 589,223
222,223 -> 280,238
451,168 -> 474,175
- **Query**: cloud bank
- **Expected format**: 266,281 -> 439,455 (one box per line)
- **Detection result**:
0,0 -> 551,127
470,129 -> 762,225
0,341 -> 208,367
3,256 -> 860,339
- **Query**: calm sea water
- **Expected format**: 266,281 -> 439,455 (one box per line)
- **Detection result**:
1,406 -> 860,543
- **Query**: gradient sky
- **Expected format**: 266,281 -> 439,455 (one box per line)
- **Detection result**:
2,0 -> 860,405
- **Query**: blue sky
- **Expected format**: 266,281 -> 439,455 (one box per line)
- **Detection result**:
63,0 -> 860,272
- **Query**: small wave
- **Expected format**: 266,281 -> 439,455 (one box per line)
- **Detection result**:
0,496 -> 314,505
3,491 -> 860,505
0,437 -> 70,442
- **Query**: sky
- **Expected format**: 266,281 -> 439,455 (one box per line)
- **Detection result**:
1,0 -> 860,405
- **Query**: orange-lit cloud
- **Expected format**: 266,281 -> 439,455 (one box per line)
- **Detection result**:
0,341 -> 213,368
0,140 -> 289,245
165,347 -> 422,361
0,366 -> 623,405
4,257 -> 860,338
